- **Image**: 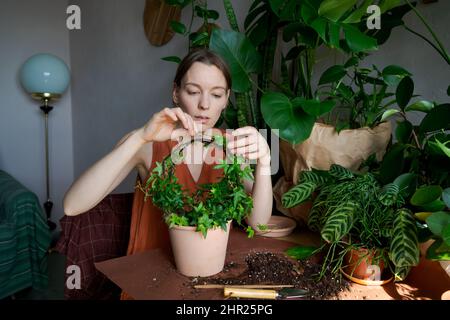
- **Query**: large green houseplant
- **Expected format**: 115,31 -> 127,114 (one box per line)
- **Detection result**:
282,164 -> 420,281
163,0 -> 447,138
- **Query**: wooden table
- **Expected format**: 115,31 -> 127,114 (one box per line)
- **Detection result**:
95,227 -> 298,300
95,226 -> 450,300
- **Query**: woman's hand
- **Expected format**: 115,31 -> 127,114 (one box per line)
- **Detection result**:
226,126 -> 271,166
139,107 -> 198,143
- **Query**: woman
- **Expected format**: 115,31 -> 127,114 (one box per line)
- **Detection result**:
63,48 -> 272,260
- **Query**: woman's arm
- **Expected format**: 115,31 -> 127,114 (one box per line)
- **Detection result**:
63,107 -> 197,216
63,129 -> 148,216
227,127 -> 272,229
245,154 -> 272,229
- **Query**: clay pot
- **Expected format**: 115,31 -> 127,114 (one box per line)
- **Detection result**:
169,221 -> 231,277
342,247 -> 392,285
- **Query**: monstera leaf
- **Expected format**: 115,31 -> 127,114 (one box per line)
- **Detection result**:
209,29 -> 262,93
261,92 -> 316,144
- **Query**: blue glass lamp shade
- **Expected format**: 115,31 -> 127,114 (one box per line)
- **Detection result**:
20,53 -> 70,97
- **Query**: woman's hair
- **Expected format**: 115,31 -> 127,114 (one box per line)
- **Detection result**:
173,48 -> 232,90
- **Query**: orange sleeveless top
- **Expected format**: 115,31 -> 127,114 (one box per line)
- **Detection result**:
125,133 -> 226,257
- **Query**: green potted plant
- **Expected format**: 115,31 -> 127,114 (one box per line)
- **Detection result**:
138,135 -> 254,277
282,164 -> 420,282
267,58 -> 416,225
372,59 -> 450,262
410,186 -> 450,265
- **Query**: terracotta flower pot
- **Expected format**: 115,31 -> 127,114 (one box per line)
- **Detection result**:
342,248 -> 392,285
169,221 -> 232,277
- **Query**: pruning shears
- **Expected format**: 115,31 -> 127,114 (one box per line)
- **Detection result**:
224,287 -> 309,300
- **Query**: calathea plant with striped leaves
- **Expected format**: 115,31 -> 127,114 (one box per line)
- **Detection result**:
282,164 -> 420,281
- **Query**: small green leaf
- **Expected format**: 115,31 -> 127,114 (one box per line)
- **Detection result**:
396,76 -> 414,109
405,100 -> 434,113
191,31 -> 209,45
429,139 -> 450,158
426,239 -> 450,260
419,104 -> 450,134
161,56 -> 181,63
257,224 -> 269,231
379,143 -> 405,184
380,109 -> 400,122
285,246 -> 319,260
411,185 -> 443,206
318,65 -> 346,85
382,65 -> 411,86
169,21 -> 186,34
393,173 -> 417,198
343,24 -> 378,52
395,120 -> 413,143
213,134 -> 225,146
246,225 -> 255,238
419,199 -> 446,212
344,56 -> 359,68
417,222 -> 434,243
207,9 -> 219,20
426,211 -> 450,237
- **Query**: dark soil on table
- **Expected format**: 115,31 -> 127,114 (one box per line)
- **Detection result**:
194,251 -> 350,300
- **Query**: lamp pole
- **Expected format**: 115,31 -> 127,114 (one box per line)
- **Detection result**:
32,94 -> 58,231
40,98 -> 56,230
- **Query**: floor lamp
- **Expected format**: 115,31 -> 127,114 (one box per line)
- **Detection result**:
20,53 -> 70,231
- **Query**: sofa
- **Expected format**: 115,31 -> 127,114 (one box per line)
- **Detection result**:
55,193 -> 133,300
0,170 -> 51,299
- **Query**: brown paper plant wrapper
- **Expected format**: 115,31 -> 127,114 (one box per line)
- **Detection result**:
274,122 -> 392,226
143,0 -> 181,46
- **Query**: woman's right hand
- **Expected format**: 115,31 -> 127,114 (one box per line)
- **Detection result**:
139,107 -> 197,143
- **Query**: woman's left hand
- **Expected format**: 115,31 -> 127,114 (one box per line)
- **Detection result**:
226,126 -> 270,166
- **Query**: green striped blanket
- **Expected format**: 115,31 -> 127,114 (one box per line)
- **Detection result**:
0,170 -> 51,299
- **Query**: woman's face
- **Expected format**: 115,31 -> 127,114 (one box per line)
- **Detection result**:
173,61 -> 230,130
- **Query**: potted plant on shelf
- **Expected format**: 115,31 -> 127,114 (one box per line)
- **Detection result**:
282,164 -> 420,283
138,134 -> 254,277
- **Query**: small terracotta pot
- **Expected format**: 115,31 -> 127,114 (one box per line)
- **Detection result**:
343,248 -> 388,282
169,221 -> 231,277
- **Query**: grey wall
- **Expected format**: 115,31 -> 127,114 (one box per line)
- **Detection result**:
69,0 -> 253,193
0,0 -> 73,226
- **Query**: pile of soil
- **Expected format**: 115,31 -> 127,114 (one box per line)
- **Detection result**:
195,251 -> 350,300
